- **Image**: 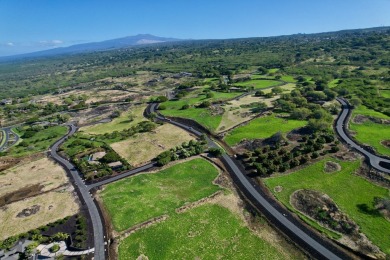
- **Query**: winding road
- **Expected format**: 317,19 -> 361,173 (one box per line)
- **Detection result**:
148,103 -> 344,260
336,97 -> 390,174
0,127 -> 20,151
50,124 -> 106,260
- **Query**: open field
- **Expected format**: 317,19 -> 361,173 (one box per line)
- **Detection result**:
350,122 -> 390,156
224,114 -> 307,146
0,187 -> 79,240
119,204 -> 287,260
264,158 -> 390,255
38,89 -> 135,105
80,104 -> 147,135
100,158 -> 221,232
216,94 -> 281,133
352,105 -> 390,119
380,89 -> 390,98
0,157 -> 68,197
110,123 -> 194,166
161,89 -> 242,131
350,105 -> 390,156
234,79 -> 280,89
7,126 -> 68,157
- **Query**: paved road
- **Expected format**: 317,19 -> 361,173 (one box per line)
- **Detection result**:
88,162 -> 156,190
0,127 -> 20,151
148,103 -> 343,260
50,125 -> 106,260
336,98 -> 390,174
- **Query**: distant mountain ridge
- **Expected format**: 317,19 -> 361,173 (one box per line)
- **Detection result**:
1,34 -> 182,61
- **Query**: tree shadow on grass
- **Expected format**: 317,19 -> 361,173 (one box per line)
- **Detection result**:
356,203 -> 381,217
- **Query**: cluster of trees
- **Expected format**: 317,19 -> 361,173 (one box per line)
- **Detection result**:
0,216 -> 73,251
97,121 -> 157,142
68,143 -> 130,180
241,132 -> 337,176
274,86 -> 335,131
155,139 -> 206,166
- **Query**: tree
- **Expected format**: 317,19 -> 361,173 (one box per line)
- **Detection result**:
349,97 -> 362,108
291,108 -> 311,120
206,92 -> 214,98
208,148 -> 224,157
272,86 -> 283,94
181,104 -> 190,110
251,102 -> 267,113
198,100 -> 211,108
155,96 -> 168,102
257,66 -> 268,75
157,104 -> 166,110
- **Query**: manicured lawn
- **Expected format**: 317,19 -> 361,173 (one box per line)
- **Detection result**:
8,126 -> 68,157
264,158 -> 390,255
234,79 -> 280,89
224,114 -> 307,146
350,122 -> 390,156
100,158 -> 221,232
119,204 -> 286,260
81,105 -> 147,135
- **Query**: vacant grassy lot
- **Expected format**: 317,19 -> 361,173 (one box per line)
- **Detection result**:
8,126 -> 68,157
0,187 -> 79,240
119,204 -> 286,260
81,105 -> 147,135
350,106 -> 390,156
161,90 -> 241,131
264,158 -> 390,255
224,114 -> 307,146
110,124 -> 194,166
100,158 -> 221,231
350,122 -> 390,156
0,157 -> 68,197
234,79 -> 280,89
352,105 -> 390,119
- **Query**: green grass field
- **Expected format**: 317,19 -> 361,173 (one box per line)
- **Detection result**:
350,106 -> 390,156
8,126 -> 68,157
100,158 -> 221,232
224,114 -> 307,146
352,105 -> 390,119
119,204 -> 286,260
81,105 -> 147,135
328,79 -> 341,88
234,79 -> 280,89
161,90 -> 240,131
350,122 -> 390,156
264,158 -> 390,254
380,89 -> 390,98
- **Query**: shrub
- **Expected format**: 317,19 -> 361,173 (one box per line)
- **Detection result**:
208,148 -> 224,157
181,104 -> 190,110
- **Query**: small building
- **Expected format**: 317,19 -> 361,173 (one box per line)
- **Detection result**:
107,161 -> 123,170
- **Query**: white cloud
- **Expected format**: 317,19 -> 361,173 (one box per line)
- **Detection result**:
6,42 -> 14,46
52,40 -> 63,44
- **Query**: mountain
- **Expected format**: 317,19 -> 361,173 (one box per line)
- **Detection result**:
1,34 -> 182,61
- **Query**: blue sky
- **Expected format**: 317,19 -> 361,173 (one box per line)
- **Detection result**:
1,0 -> 390,56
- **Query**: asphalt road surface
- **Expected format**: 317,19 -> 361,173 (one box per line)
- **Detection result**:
0,127 -> 20,151
50,124 -> 106,260
88,162 -> 156,190
148,103 -> 343,260
336,98 -> 390,174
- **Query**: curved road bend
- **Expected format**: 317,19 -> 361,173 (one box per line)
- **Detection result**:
336,98 -> 390,174
148,103 -> 343,260
0,127 -> 20,151
50,124 -> 106,260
